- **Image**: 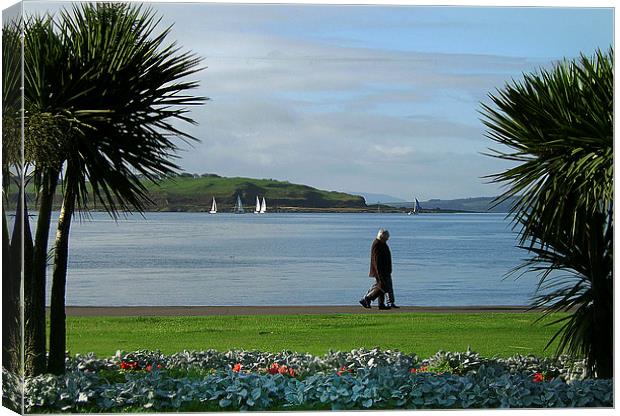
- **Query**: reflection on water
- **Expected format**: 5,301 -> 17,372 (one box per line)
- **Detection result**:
41,212 -> 537,307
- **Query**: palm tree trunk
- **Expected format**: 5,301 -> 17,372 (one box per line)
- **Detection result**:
4,191 -> 35,374
592,297 -> 613,378
27,170 -> 59,376
591,211 -> 613,379
47,182 -> 75,375
2,204 -> 19,373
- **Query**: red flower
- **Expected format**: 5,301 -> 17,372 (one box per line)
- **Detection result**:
288,368 -> 296,377
420,366 -> 429,372
120,361 -> 140,370
145,363 -> 161,372
533,372 -> 544,383
278,365 -> 289,375
268,363 -> 280,375
337,366 -> 351,376
410,368 -> 417,373
233,363 -> 243,373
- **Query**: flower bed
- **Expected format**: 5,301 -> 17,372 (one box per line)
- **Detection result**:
3,348 -> 613,412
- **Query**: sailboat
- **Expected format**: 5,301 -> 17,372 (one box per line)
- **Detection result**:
254,196 -> 261,214
259,197 -> 267,214
234,195 -> 244,214
209,197 -> 217,214
407,198 -> 421,215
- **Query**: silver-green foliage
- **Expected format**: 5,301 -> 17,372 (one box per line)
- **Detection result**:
422,349 -> 587,381
1,369 -> 22,412
8,348 -> 612,412
18,365 -> 612,412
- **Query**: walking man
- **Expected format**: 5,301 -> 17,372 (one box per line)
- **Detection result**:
359,228 -> 400,310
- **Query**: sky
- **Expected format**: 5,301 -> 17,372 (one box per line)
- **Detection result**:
14,1 -> 616,200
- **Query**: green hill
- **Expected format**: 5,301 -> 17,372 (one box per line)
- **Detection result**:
17,174 -> 365,212
13,173 -> 516,213
141,174 -> 366,211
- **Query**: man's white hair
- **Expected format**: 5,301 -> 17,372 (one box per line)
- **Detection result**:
377,228 -> 390,240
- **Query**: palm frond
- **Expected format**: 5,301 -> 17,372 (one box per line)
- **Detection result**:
23,2 -> 206,217
480,48 -> 613,378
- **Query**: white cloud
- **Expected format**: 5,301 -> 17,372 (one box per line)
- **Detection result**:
372,145 -> 414,158
167,32 -> 532,199
22,2 -> 593,200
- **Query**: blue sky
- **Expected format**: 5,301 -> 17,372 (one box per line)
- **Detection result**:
19,2 -> 615,200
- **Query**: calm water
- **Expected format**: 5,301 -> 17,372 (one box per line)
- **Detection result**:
43,212 -> 538,307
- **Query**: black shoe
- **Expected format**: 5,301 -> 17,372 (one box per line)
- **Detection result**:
389,304 -> 401,309
359,298 -> 371,309
378,305 -> 391,310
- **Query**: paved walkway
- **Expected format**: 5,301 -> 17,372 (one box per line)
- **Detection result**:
62,305 -> 542,316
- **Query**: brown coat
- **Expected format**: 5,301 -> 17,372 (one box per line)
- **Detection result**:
369,238 -> 392,280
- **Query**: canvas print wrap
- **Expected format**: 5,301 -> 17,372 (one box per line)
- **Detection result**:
2,1 -> 25,413
0,0 -> 614,413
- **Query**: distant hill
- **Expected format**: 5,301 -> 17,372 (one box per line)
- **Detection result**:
386,196 -> 519,213
140,174 -> 366,211
16,172 -> 518,213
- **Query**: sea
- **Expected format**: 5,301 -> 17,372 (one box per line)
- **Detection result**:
37,211 -> 541,307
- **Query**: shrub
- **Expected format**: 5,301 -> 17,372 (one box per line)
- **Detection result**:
5,348 -> 612,412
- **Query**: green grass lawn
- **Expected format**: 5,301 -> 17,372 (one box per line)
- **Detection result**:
65,312 -> 566,358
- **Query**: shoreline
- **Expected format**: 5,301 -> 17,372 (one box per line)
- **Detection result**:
23,208 -> 485,214
59,305 -> 543,316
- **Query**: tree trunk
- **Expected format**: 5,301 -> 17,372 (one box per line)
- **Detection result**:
2,204 -> 19,373
22,198 -> 35,367
589,210 -> 613,379
3,189 -> 36,371
579,212 -> 614,378
47,183 -> 75,375
26,170 -> 59,376
592,296 -> 613,379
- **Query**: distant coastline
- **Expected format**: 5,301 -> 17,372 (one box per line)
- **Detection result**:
15,173 -> 517,213
157,206 -> 475,214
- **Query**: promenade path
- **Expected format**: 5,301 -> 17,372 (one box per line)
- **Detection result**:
62,305 -> 542,316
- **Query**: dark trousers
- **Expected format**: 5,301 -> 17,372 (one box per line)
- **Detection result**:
383,274 -> 395,305
365,279 -> 386,306
365,274 -> 394,306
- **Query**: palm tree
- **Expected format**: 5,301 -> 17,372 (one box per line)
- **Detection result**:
481,48 -> 613,378
2,17 -> 53,377
43,3 -> 205,375
2,18 -> 23,376
19,14 -> 77,376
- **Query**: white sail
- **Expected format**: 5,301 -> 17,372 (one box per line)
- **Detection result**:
235,195 -> 244,213
408,196 -> 420,215
254,196 -> 261,213
209,197 -> 217,214
260,197 -> 267,214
